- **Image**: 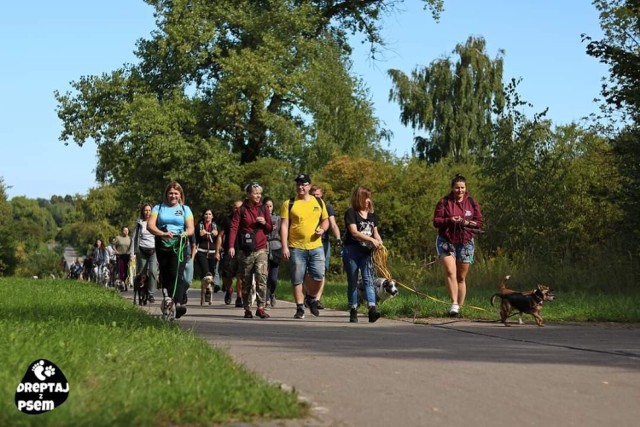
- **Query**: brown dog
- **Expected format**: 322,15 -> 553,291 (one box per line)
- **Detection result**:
490,275 -> 555,326
200,273 -> 214,305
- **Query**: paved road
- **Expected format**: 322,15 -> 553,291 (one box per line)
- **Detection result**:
132,290 -> 640,427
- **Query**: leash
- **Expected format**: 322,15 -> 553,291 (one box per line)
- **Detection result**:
168,234 -> 188,300
372,245 -> 489,313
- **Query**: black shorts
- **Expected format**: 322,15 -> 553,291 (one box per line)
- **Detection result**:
221,253 -> 240,279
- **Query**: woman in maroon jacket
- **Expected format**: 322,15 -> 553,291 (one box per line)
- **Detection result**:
228,183 -> 273,319
433,175 -> 483,317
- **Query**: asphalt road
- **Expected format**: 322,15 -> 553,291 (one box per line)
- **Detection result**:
132,290 -> 640,427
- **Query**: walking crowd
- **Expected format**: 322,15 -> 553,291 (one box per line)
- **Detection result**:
71,172 -> 483,322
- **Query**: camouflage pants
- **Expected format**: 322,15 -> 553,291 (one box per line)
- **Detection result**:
238,249 -> 268,309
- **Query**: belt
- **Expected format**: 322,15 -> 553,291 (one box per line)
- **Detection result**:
197,248 -> 216,253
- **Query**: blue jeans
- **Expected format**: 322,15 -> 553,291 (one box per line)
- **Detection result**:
342,244 -> 375,307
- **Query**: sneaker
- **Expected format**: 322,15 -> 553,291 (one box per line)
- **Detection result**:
244,309 -> 253,319
148,294 -> 155,303
294,308 -> 305,319
270,294 -> 276,308
308,299 -> 320,317
224,290 -> 232,305
235,297 -> 243,308
449,303 -> 460,317
349,308 -> 358,323
368,306 -> 381,323
316,300 -> 325,310
175,305 -> 187,319
255,307 -> 270,319
214,284 -> 221,293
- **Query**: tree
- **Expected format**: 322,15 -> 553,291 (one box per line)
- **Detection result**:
388,36 -> 505,163
56,0 -> 443,204
583,0 -> 640,121
0,179 -> 17,275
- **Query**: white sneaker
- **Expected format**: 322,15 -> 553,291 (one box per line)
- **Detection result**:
449,303 -> 460,316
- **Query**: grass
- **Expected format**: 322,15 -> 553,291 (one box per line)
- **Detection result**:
1,278 -> 307,427
283,269 -> 640,323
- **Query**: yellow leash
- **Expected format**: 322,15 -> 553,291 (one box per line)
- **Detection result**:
371,245 -> 488,312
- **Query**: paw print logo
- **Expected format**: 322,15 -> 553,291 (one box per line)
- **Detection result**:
44,365 -> 55,378
31,360 -> 55,381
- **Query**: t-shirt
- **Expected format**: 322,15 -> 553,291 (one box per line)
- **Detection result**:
151,203 -> 193,235
113,235 -> 131,255
344,208 -> 378,252
280,197 -> 329,250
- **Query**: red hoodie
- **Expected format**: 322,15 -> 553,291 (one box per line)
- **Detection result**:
433,194 -> 483,244
228,201 -> 273,251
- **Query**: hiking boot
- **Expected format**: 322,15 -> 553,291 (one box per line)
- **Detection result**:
349,308 -> 358,323
224,290 -> 232,305
255,307 -> 270,319
316,300 -> 325,310
175,305 -> 187,319
214,284 -> 221,293
308,299 -> 320,317
368,306 -> 381,323
269,294 -> 276,308
294,308 -> 305,319
244,309 -> 253,319
235,297 -> 243,308
148,294 -> 155,303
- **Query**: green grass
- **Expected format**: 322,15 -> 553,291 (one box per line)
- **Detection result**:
295,272 -> 640,323
1,278 -> 307,427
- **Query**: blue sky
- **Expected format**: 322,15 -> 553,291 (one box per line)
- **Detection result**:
0,0 -> 606,200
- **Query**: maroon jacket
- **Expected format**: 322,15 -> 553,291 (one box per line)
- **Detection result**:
433,194 -> 483,244
228,201 -> 273,251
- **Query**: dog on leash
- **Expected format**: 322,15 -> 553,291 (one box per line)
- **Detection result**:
357,277 -> 399,304
490,275 -> 555,326
133,273 -> 149,306
200,273 -> 214,305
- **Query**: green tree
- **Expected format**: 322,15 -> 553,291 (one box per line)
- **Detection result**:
0,179 -> 17,275
55,1 -> 442,204
388,36 -> 505,163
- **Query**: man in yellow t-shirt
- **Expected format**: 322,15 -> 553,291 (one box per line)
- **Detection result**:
280,174 -> 329,319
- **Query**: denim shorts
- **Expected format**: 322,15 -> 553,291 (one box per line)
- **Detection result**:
289,247 -> 325,284
436,235 -> 475,264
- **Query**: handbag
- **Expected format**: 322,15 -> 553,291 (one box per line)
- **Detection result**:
239,231 -> 257,252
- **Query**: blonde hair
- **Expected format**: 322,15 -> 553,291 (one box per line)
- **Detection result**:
350,186 -> 373,213
164,181 -> 185,205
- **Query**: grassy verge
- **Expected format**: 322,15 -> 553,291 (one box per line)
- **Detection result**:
279,274 -> 640,323
1,278 -> 307,427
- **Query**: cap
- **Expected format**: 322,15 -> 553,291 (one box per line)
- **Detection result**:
294,174 -> 311,184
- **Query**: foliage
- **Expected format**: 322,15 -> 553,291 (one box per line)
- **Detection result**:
388,36 -> 505,162
0,180 -> 17,275
9,196 -> 58,251
482,82 -> 623,262
14,243 -> 64,279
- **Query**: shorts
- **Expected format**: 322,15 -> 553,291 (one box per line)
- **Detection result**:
436,235 -> 475,264
289,246 -> 325,285
221,252 -> 240,279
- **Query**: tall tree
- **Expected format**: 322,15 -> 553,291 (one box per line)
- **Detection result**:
56,0 -> 443,202
388,36 -> 505,162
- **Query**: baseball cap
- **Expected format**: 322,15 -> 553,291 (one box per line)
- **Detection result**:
294,174 -> 311,184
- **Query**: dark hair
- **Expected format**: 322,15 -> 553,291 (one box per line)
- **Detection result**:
244,182 -> 262,193
451,174 -> 467,187
262,196 -> 273,204
139,202 -> 152,218
200,208 -> 213,220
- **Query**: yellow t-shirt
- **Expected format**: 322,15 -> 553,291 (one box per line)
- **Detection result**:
280,197 -> 329,250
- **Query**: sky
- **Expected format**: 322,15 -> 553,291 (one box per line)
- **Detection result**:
0,0 -> 607,200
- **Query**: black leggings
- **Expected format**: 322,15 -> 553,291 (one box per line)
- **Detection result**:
156,248 -> 187,302
267,259 -> 280,295
195,251 -> 217,278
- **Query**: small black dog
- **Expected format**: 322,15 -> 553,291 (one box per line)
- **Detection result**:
490,283 -> 555,327
133,273 -> 149,306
